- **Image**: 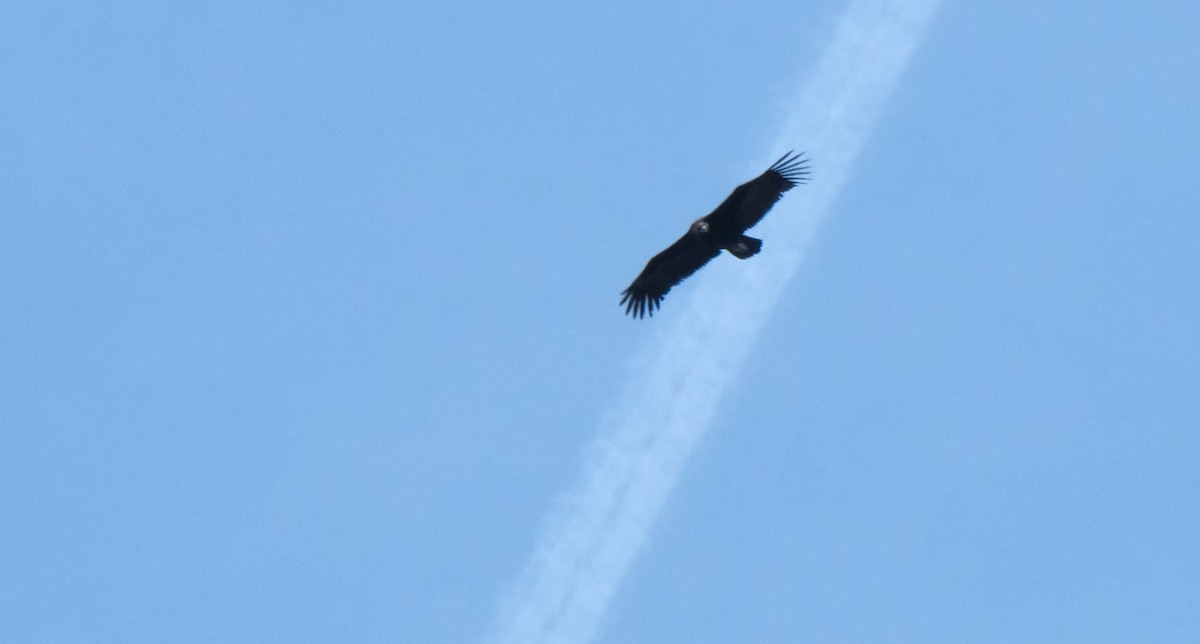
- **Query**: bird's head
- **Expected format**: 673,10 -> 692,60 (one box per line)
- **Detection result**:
689,219 -> 710,235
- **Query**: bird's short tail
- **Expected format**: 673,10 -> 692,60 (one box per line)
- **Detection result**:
727,235 -> 763,259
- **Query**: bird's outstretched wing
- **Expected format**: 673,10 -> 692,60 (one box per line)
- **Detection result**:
620,233 -> 720,318
709,151 -> 810,232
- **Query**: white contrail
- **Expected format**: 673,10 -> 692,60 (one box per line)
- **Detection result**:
486,1 -> 940,642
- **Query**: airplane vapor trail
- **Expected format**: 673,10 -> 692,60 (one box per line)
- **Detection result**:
486,1 -> 941,642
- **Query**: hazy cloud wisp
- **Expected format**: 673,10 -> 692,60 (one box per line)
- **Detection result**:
486,1 -> 941,642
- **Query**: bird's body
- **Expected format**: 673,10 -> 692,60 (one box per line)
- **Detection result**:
620,151 -> 811,318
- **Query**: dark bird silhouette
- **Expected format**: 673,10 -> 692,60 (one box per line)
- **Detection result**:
620,151 -> 811,318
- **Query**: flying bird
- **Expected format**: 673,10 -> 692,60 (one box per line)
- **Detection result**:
620,151 -> 811,318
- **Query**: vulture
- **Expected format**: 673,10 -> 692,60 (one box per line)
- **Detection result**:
620,151 -> 811,318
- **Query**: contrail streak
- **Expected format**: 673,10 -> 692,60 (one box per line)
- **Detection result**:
486,1 -> 940,642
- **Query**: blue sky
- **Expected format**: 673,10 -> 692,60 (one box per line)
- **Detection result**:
3,1 -> 1198,642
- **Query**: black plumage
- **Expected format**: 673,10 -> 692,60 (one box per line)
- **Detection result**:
620,151 -> 811,318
